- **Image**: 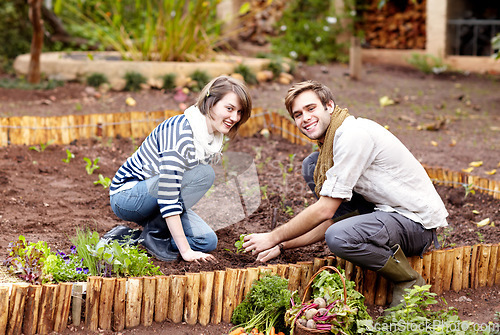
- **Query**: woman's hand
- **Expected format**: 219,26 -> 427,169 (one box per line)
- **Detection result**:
256,245 -> 281,263
180,249 -> 216,263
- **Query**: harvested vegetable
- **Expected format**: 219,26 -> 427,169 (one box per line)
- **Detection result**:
231,275 -> 295,335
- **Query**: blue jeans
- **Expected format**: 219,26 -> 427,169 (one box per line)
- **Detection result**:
110,164 -> 218,252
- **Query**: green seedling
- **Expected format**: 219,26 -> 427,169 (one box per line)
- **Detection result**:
84,157 -> 100,175
235,234 -> 248,253
29,139 -> 54,152
94,174 -> 111,188
463,183 -> 476,199
278,162 -> 287,185
287,153 -> 296,173
284,205 -> 294,216
260,185 -> 268,200
62,149 -> 75,163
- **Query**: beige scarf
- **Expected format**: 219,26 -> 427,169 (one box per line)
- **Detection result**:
184,105 -> 223,162
313,106 -> 350,196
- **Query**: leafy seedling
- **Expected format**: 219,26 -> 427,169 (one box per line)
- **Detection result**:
94,174 -> 111,188
235,234 -> 248,253
84,157 -> 100,175
463,183 -> 476,199
62,149 -> 75,163
29,139 -> 54,152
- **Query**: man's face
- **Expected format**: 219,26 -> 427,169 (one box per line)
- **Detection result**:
291,90 -> 334,142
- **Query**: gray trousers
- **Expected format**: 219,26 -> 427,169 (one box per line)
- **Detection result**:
302,152 -> 433,271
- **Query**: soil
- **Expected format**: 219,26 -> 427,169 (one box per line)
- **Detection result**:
0,58 -> 499,334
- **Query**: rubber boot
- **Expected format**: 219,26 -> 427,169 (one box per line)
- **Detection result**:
139,217 -> 179,262
96,225 -> 141,250
377,244 -> 426,310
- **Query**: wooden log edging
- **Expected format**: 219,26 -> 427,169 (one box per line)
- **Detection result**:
1,244 -> 499,334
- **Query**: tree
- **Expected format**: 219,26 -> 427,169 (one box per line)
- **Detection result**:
27,0 -> 43,84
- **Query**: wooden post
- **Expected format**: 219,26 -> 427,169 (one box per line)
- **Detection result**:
488,244 -> 499,287
470,245 -> 480,289
22,285 -> 41,335
362,270 -> 377,305
53,282 -> 73,333
222,269 -> 237,323
345,261 -> 355,281
184,273 -> 201,325
276,264 -> 289,278
451,247 -> 464,292
349,36 -> 362,80
312,258 -> 327,274
85,276 -> 102,332
198,272 -> 215,326
98,278 -> 116,331
0,285 -> 9,335
244,268 -> 259,298
125,277 -> 143,329
298,261 -> 313,300
154,276 -> 170,323
443,249 -> 455,292
210,270 -> 225,324
168,275 -> 187,324
422,252 -> 432,284
477,244 -> 491,288
8,283 -> 29,335
235,269 -> 247,307
71,283 -> 83,326
141,277 -> 156,327
374,275 -> 388,306
37,284 -> 58,335
431,250 -> 445,294
113,278 -> 127,332
462,246 -> 472,289
288,264 -> 302,293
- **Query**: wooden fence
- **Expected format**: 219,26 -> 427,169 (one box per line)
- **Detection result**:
1,244 -> 499,334
0,109 -> 499,334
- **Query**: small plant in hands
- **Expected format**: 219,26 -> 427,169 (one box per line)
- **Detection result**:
94,174 -> 111,188
231,275 -> 295,335
29,139 -> 54,152
84,157 -> 100,175
62,149 -> 75,163
235,234 -> 248,253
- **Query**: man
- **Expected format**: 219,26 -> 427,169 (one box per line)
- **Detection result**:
243,80 -> 448,308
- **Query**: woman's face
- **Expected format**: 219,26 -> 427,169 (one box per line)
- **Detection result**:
206,91 -> 242,135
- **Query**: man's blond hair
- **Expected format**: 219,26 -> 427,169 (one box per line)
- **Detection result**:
284,80 -> 336,119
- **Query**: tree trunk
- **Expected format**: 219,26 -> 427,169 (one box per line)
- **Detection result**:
28,0 -> 44,84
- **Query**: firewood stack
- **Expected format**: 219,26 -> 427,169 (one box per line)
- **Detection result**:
237,0 -> 287,45
356,0 -> 426,49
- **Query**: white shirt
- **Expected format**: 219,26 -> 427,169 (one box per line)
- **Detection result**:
320,116 -> 448,229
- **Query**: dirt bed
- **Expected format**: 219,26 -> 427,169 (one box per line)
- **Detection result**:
0,61 -> 499,333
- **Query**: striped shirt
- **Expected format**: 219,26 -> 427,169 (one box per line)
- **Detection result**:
109,114 -> 199,218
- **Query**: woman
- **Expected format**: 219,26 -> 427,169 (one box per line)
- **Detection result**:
108,76 -> 252,262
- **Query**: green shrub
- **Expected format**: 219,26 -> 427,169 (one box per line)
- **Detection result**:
493,33 -> 500,60
161,73 -> 177,91
407,53 -> 448,74
86,72 -> 108,87
189,69 -> 210,92
270,0 -> 354,64
124,71 -> 146,91
233,64 -> 257,85
0,78 -> 64,90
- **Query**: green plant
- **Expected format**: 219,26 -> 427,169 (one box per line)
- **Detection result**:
407,53 -> 448,74
374,285 -> 476,334
260,185 -> 268,200
29,140 -> 55,152
0,78 -> 64,90
284,206 -> 294,216
161,73 -> 177,91
266,59 -> 284,78
56,0 -> 224,62
270,0 -> 354,64
463,183 -> 476,199
278,162 -> 288,185
94,174 -> 111,188
287,154 -> 296,173
233,64 -> 257,85
84,157 -> 100,175
124,71 -> 146,91
231,275 -> 294,335
86,72 -> 108,87
492,33 -> 500,60
189,69 -> 211,92
234,234 -> 247,253
43,247 -> 89,283
476,231 -> 485,243
62,149 -> 75,163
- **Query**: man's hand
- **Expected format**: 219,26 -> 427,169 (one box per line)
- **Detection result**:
180,249 -> 216,263
243,233 -> 276,254
256,245 -> 281,262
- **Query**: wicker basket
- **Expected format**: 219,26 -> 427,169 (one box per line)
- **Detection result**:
293,266 -> 348,335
